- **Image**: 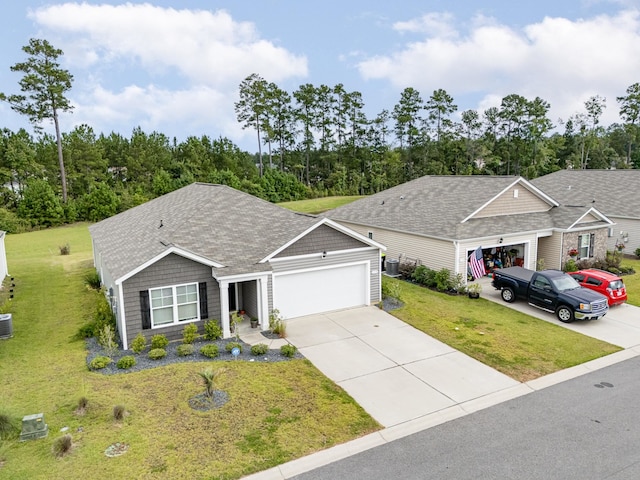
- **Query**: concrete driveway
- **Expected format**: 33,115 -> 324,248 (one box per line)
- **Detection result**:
283,306 -> 519,428
481,277 -> 640,348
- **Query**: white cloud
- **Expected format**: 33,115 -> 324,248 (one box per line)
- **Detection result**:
358,9 -> 640,126
30,3 -> 307,84
25,2 -> 308,145
393,12 -> 458,39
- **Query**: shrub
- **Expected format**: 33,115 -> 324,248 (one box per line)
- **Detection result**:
182,323 -> 199,344
269,309 -> 286,338
280,344 -> 297,358
74,321 -> 96,340
563,258 -> 578,272
94,295 -> 116,335
251,343 -> 269,355
75,397 -> 88,415
131,333 -> 146,354
89,356 -> 112,370
398,261 -> 417,279
116,355 -> 136,369
225,341 -> 243,354
177,344 -> 194,356
84,270 -> 101,290
0,413 -> 19,440
150,334 -> 168,350
113,405 -> 126,421
200,344 -> 219,358
98,324 -> 118,355
52,434 -> 73,458
59,243 -> 71,255
148,348 -> 166,360
434,268 -> 452,292
636,247 -> 640,258
203,320 -> 223,340
199,367 -> 226,398
382,278 -> 402,300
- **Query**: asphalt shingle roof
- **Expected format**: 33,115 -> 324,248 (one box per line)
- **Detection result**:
326,175 -> 609,240
89,183 -> 320,281
327,176 -> 547,239
531,169 -> 640,219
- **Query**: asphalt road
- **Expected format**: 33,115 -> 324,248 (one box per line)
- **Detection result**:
292,355 -> 640,480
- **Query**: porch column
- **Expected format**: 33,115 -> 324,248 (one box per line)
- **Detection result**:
219,281 -> 231,338
258,276 -> 269,332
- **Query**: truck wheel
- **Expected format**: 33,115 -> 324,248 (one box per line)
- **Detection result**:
556,305 -> 575,323
501,287 -> 515,303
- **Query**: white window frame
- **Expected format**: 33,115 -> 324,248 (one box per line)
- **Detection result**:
149,282 -> 200,329
578,233 -> 592,259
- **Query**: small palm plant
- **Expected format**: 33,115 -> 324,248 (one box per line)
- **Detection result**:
198,367 -> 226,399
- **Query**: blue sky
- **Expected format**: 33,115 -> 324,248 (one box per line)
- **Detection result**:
2,1 -> 640,151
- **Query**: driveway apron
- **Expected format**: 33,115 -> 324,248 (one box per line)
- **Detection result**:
284,306 -> 519,428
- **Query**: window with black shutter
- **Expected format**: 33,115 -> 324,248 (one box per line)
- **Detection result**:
140,290 -> 151,330
199,282 -> 208,319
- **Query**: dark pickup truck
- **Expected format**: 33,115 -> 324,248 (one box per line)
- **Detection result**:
491,267 -> 609,322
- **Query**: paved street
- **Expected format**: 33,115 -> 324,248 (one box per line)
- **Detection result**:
291,354 -> 640,480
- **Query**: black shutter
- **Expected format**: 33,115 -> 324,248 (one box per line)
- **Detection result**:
199,282 -> 209,319
589,233 -> 595,258
140,290 -> 151,330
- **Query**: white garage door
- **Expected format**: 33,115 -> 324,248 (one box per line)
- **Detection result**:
273,263 -> 369,319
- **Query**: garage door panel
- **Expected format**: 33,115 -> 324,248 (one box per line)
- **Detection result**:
273,263 -> 368,319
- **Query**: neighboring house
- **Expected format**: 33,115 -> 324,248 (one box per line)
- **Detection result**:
532,169 -> 640,255
89,183 -> 384,349
325,175 -> 613,281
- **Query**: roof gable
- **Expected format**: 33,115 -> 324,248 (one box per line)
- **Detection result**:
265,217 -> 384,261
466,178 -> 557,221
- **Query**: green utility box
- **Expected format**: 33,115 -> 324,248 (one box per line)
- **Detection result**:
20,413 -> 48,441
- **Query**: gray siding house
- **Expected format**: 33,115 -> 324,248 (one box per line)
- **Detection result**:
532,169 -> 640,255
326,175 -> 613,280
89,183 -> 384,349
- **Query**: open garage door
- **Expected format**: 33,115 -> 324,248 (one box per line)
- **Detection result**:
273,263 -> 369,320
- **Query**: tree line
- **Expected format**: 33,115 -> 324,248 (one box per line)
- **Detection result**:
1,39 -> 639,233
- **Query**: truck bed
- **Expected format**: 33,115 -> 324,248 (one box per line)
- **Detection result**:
493,266 -> 535,283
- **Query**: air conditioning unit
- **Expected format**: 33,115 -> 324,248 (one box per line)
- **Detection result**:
20,413 -> 48,441
0,313 -> 12,339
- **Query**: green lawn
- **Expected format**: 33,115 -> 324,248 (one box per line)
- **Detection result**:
383,276 -> 623,382
0,224 -> 379,480
278,195 -> 363,214
621,257 -> 640,307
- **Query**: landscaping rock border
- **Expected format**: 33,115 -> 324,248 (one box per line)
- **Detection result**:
85,337 -> 304,375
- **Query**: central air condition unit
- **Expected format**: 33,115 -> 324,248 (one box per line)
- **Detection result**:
20,413 -> 48,441
0,313 -> 12,339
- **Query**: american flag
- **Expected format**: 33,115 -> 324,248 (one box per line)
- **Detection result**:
469,246 -> 486,279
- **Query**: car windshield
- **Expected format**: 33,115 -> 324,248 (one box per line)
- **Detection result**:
551,275 -> 581,292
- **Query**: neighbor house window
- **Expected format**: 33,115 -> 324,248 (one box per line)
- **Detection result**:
578,233 -> 595,259
149,283 -> 199,327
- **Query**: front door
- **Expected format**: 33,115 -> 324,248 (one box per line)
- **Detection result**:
228,283 -> 237,311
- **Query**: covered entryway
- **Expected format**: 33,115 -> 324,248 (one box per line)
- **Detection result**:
273,262 -> 369,319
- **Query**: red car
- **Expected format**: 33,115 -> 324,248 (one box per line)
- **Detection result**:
568,269 -> 627,306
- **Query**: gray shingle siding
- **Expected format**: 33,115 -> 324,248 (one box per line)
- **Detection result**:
275,224 -> 368,258
122,253 -> 219,346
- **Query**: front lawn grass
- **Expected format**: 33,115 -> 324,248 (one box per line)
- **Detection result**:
0,224 -> 379,480
621,257 -> 640,307
279,195 -> 363,214
383,277 -> 622,382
